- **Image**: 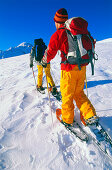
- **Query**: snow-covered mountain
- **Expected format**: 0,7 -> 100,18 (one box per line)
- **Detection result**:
0,42 -> 33,59
0,38 -> 112,169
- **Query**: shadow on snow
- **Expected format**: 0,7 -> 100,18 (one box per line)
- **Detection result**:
84,79 -> 112,89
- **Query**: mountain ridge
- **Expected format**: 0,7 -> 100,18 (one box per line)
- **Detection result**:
0,42 -> 33,59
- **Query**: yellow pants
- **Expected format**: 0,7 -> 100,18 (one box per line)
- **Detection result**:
60,66 -> 96,124
37,64 -> 55,87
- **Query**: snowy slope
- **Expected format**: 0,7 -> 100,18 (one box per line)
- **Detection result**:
0,38 -> 112,170
0,42 -> 32,59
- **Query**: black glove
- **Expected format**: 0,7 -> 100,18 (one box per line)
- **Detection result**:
41,60 -> 47,68
30,61 -> 33,68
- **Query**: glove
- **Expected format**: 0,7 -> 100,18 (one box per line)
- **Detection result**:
41,60 -> 47,68
30,61 -> 33,68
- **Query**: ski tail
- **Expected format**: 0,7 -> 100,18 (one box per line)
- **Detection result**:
87,122 -> 112,162
98,122 -> 112,147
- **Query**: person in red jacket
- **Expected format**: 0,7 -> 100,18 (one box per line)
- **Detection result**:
41,8 -> 98,126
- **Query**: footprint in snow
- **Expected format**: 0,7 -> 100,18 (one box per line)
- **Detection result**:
19,92 -> 33,110
0,159 -> 6,169
58,132 -> 74,165
0,144 -> 3,149
24,72 -> 32,79
41,113 -> 48,124
29,154 -> 35,164
58,132 -> 73,149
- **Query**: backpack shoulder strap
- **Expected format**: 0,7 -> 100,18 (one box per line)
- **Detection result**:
58,27 -> 66,31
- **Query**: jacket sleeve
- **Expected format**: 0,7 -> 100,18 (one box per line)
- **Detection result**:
30,46 -> 35,63
42,31 -> 60,63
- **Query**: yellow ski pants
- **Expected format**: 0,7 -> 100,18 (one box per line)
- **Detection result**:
60,66 -> 96,124
37,64 -> 55,87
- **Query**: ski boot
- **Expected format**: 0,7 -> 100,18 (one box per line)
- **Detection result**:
36,85 -> 45,94
80,112 -> 99,126
85,115 -> 99,126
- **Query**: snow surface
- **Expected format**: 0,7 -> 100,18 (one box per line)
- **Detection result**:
0,38 -> 112,170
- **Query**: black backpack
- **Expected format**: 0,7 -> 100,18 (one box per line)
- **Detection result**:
34,38 -> 47,62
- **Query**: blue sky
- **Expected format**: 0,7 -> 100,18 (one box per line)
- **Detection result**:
0,0 -> 112,50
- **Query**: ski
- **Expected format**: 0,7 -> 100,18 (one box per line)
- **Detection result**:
56,108 -> 89,142
85,122 -> 112,162
56,108 -> 112,161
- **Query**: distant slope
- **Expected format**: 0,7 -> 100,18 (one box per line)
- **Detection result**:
97,38 -> 112,43
0,42 -> 33,59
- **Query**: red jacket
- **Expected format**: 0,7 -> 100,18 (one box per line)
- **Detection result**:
43,24 -> 77,72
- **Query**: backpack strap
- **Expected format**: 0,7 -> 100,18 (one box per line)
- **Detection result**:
89,51 -> 98,75
87,50 -> 94,75
87,34 -> 98,75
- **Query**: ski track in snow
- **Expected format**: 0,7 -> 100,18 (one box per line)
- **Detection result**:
0,39 -> 112,169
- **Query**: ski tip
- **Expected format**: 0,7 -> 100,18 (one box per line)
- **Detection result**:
56,108 -> 61,122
